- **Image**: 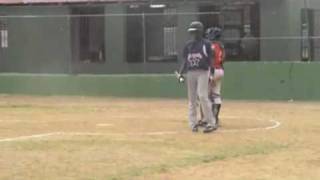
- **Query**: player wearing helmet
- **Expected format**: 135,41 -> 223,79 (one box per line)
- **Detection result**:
177,21 -> 217,133
203,27 -> 225,127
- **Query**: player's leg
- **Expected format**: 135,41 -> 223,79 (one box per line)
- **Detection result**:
187,71 -> 199,132
212,69 -> 224,126
199,103 -> 203,121
197,80 -> 213,127
211,92 -> 221,126
198,105 -> 208,127
208,81 -> 217,122
197,71 -> 217,133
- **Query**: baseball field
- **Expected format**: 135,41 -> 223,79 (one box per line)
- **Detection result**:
0,95 -> 319,180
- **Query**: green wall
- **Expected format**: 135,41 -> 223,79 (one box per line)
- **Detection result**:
0,3 -> 198,74
0,6 -> 71,73
260,0 -> 292,61
260,0 -> 320,61
1,1 -> 320,75
0,62 -> 319,101
73,3 -> 197,74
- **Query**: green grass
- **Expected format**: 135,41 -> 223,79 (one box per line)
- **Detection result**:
107,141 -> 290,180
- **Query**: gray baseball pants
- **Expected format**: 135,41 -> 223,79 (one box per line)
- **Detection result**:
187,70 -> 216,128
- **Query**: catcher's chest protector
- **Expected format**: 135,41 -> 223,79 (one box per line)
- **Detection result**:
211,42 -> 224,69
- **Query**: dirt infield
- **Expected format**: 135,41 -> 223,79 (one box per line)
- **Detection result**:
0,95 -> 319,180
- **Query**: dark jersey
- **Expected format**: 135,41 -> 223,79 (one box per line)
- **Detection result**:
183,39 -> 213,71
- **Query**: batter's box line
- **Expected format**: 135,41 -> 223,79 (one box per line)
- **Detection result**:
0,120 -> 281,143
218,119 -> 281,133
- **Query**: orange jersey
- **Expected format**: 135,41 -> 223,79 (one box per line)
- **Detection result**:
211,42 -> 224,69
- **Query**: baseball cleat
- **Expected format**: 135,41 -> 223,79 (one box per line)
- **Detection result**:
196,120 -> 208,127
203,125 -> 218,133
216,118 -> 220,127
192,126 -> 199,133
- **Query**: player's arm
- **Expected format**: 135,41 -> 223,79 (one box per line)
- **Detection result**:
178,60 -> 187,75
175,61 -> 186,83
175,45 -> 188,83
206,42 -> 214,76
212,43 -> 225,82
178,45 -> 189,75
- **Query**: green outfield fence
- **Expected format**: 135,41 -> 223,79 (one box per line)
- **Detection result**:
0,62 -> 319,101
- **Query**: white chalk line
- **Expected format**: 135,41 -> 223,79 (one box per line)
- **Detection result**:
0,119 -> 281,143
0,133 -> 58,142
0,131 -> 179,143
96,123 -> 114,127
218,119 -> 281,133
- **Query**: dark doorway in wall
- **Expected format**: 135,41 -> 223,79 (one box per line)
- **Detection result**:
309,9 -> 320,61
126,6 -> 144,63
126,5 -> 178,63
71,7 -> 105,63
199,1 -> 260,61
199,5 -> 220,31
145,7 -> 178,62
0,19 -> 8,49
221,8 -> 244,61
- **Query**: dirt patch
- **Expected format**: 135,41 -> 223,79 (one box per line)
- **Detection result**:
0,95 -> 319,180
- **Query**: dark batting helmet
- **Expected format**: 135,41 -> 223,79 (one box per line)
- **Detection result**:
188,21 -> 204,33
205,27 -> 222,41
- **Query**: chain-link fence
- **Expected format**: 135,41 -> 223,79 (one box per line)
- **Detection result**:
0,1 -> 319,74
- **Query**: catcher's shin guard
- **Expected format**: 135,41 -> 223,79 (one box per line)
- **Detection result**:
214,104 -> 221,126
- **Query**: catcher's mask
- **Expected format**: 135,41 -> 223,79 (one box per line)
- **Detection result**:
205,27 -> 222,41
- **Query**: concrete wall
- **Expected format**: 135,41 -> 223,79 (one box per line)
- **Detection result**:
0,62 -> 319,101
0,3 -> 201,74
73,3 -> 197,74
0,6 -> 71,73
71,4 -> 128,74
260,0 -> 293,61
260,0 -> 320,61
1,1 -> 320,74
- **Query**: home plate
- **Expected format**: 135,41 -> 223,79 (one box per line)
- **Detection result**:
96,123 -> 114,127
